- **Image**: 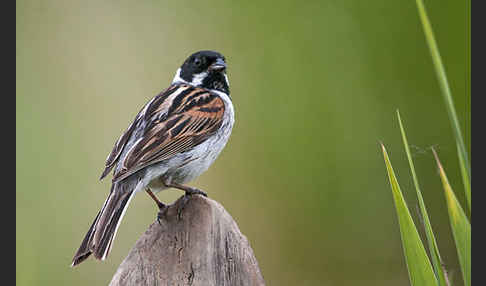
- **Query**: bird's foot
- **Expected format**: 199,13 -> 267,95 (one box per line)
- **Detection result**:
156,202 -> 168,225
185,187 -> 207,197
177,188 -> 207,220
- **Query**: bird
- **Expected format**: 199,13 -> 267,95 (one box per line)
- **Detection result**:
71,50 -> 234,267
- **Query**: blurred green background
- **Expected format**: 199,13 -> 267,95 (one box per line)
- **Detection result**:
16,0 -> 470,285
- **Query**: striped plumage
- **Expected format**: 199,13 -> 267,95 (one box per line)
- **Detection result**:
102,84 -> 226,183
71,51 -> 234,267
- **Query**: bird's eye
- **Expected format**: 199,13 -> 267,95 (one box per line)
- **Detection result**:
194,58 -> 202,67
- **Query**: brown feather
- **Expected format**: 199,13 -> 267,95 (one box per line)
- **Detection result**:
109,85 -> 225,183
99,84 -> 180,180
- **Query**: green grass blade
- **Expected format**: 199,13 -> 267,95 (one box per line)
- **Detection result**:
457,144 -> 471,214
415,0 -> 471,183
397,110 -> 448,286
432,148 -> 471,286
381,144 -> 438,286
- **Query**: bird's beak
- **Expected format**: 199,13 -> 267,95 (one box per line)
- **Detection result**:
209,58 -> 227,72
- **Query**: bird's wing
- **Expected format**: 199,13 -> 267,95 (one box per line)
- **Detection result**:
98,96 -> 150,181
102,84 -> 225,183
100,84 -> 186,180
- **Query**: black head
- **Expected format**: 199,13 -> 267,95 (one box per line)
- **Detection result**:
173,50 -> 229,94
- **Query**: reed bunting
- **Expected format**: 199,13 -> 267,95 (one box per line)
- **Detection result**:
71,50 -> 234,267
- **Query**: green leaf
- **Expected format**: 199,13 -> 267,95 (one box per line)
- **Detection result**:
432,149 -> 471,286
457,144 -> 471,214
381,144 -> 438,286
415,0 -> 471,198
397,110 -> 448,286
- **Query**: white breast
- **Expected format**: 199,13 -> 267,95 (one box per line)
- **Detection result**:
145,89 -> 234,192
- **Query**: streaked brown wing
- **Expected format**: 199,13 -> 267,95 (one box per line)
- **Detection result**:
99,84 -> 180,180
99,119 -> 139,180
112,86 -> 225,183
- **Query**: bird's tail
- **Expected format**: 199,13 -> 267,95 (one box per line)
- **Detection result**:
71,183 -> 136,267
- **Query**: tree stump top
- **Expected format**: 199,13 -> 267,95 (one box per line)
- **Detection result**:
110,195 -> 265,286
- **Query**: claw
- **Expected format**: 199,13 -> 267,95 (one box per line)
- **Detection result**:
157,204 -> 168,225
186,187 -> 207,197
157,201 -> 166,209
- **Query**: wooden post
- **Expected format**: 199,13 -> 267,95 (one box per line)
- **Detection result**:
109,195 -> 265,286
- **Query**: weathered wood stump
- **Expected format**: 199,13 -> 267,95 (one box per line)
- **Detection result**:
109,195 -> 265,286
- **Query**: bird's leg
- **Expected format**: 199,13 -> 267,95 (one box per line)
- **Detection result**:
162,181 -> 208,219
166,182 -> 208,197
145,189 -> 166,208
145,189 -> 167,225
